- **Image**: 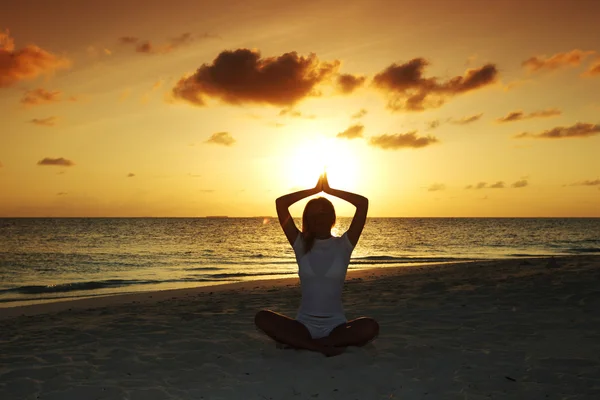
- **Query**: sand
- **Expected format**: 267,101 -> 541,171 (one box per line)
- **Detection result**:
1,255 -> 599,400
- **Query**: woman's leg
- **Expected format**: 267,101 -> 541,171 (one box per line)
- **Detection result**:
254,309 -> 344,356
316,317 -> 379,347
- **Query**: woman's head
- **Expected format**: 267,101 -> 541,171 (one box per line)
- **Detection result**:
302,197 -> 336,252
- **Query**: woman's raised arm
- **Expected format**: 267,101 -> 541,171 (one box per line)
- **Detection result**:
322,173 -> 368,247
275,176 -> 323,246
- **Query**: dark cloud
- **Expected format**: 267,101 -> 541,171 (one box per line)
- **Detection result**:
522,49 -> 595,72
569,179 -> 600,186
336,73 -> 366,94
351,109 -> 368,119
372,58 -> 498,111
20,88 -> 62,106
428,120 -> 440,130
369,131 -> 439,149
127,173 -> 135,178
427,183 -> 445,192
449,113 -> 483,125
0,30 -> 70,88
515,123 -> 600,139
119,32 -> 216,54
490,181 -> 505,189
30,116 -> 58,126
37,157 -> 75,167
56,192 -> 68,196
205,131 -> 235,146
336,124 -> 364,140
172,49 -> 340,107
497,109 -> 561,123
511,180 -> 528,188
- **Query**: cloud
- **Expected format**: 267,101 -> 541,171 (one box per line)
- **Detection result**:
37,157 -> 74,167
515,122 -> 600,139
200,189 -> 215,193
56,192 -> 68,196
351,108 -> 367,119
569,179 -> 600,187
0,30 -> 71,88
522,49 -> 595,72
427,183 -> 445,192
372,58 -> 498,111
119,32 -> 216,54
369,131 -> 439,149
205,131 -> 235,146
172,49 -> 340,107
583,59 -> 600,77
428,120 -> 440,130
336,73 -> 366,94
511,179 -> 528,188
30,116 -> 58,127
127,173 -> 135,178
449,113 -> 483,125
20,88 -> 63,106
336,124 -> 364,140
278,108 -> 315,119
466,181 -> 505,189
497,108 -> 561,123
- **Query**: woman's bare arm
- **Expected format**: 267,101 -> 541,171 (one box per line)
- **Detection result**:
275,177 -> 322,246
322,173 -> 368,247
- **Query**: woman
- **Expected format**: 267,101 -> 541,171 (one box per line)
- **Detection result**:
254,172 -> 379,357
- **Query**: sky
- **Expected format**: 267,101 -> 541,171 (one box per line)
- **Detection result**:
1,0 -> 599,217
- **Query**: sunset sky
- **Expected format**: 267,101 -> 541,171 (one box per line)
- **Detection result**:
1,0 -> 599,217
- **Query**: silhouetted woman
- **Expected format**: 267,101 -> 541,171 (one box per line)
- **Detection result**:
255,173 -> 379,356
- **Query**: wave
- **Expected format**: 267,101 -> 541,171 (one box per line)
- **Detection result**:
206,271 -> 296,279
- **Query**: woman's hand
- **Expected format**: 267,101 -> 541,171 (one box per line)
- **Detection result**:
314,174 -> 323,193
321,172 -> 331,194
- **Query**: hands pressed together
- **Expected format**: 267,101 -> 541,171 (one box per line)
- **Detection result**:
314,172 -> 332,194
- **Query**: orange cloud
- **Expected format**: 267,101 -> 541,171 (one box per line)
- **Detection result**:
127,173 -> 135,178
351,108 -> 367,119
172,49 -> 340,107
511,179 -> 528,188
0,30 -> 70,88
427,183 -> 445,192
119,32 -> 217,54
336,124 -> 364,140
205,132 -> 235,146
20,88 -> 62,106
497,109 -> 561,123
336,73 -> 366,94
569,179 -> 600,187
37,157 -> 74,167
449,113 -> 483,125
522,49 -> 595,72
583,59 -> 600,77
372,58 -> 498,111
465,181 -> 505,189
30,116 -> 58,127
369,131 -> 438,149
278,108 -> 315,119
515,123 -> 600,139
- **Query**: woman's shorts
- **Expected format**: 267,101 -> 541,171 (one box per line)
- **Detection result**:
296,312 -> 347,339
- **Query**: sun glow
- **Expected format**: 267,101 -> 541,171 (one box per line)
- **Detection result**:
288,136 -> 361,191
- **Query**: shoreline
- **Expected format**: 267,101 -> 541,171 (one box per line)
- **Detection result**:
0,255 -> 582,320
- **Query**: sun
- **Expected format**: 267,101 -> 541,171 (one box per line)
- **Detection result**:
288,136 -> 361,191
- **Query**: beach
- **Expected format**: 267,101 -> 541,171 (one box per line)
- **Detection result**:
1,255 -> 599,400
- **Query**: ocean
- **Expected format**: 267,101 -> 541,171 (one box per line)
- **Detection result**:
1,217 -> 598,307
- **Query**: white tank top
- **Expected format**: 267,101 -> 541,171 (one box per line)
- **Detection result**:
292,232 -> 355,317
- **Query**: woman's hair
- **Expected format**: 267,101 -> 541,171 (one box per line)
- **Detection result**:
302,197 -> 336,253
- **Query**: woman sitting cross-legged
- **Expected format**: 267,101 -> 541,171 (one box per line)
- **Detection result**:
254,173 -> 379,357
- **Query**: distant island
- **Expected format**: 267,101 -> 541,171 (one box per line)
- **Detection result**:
205,216 -> 228,218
